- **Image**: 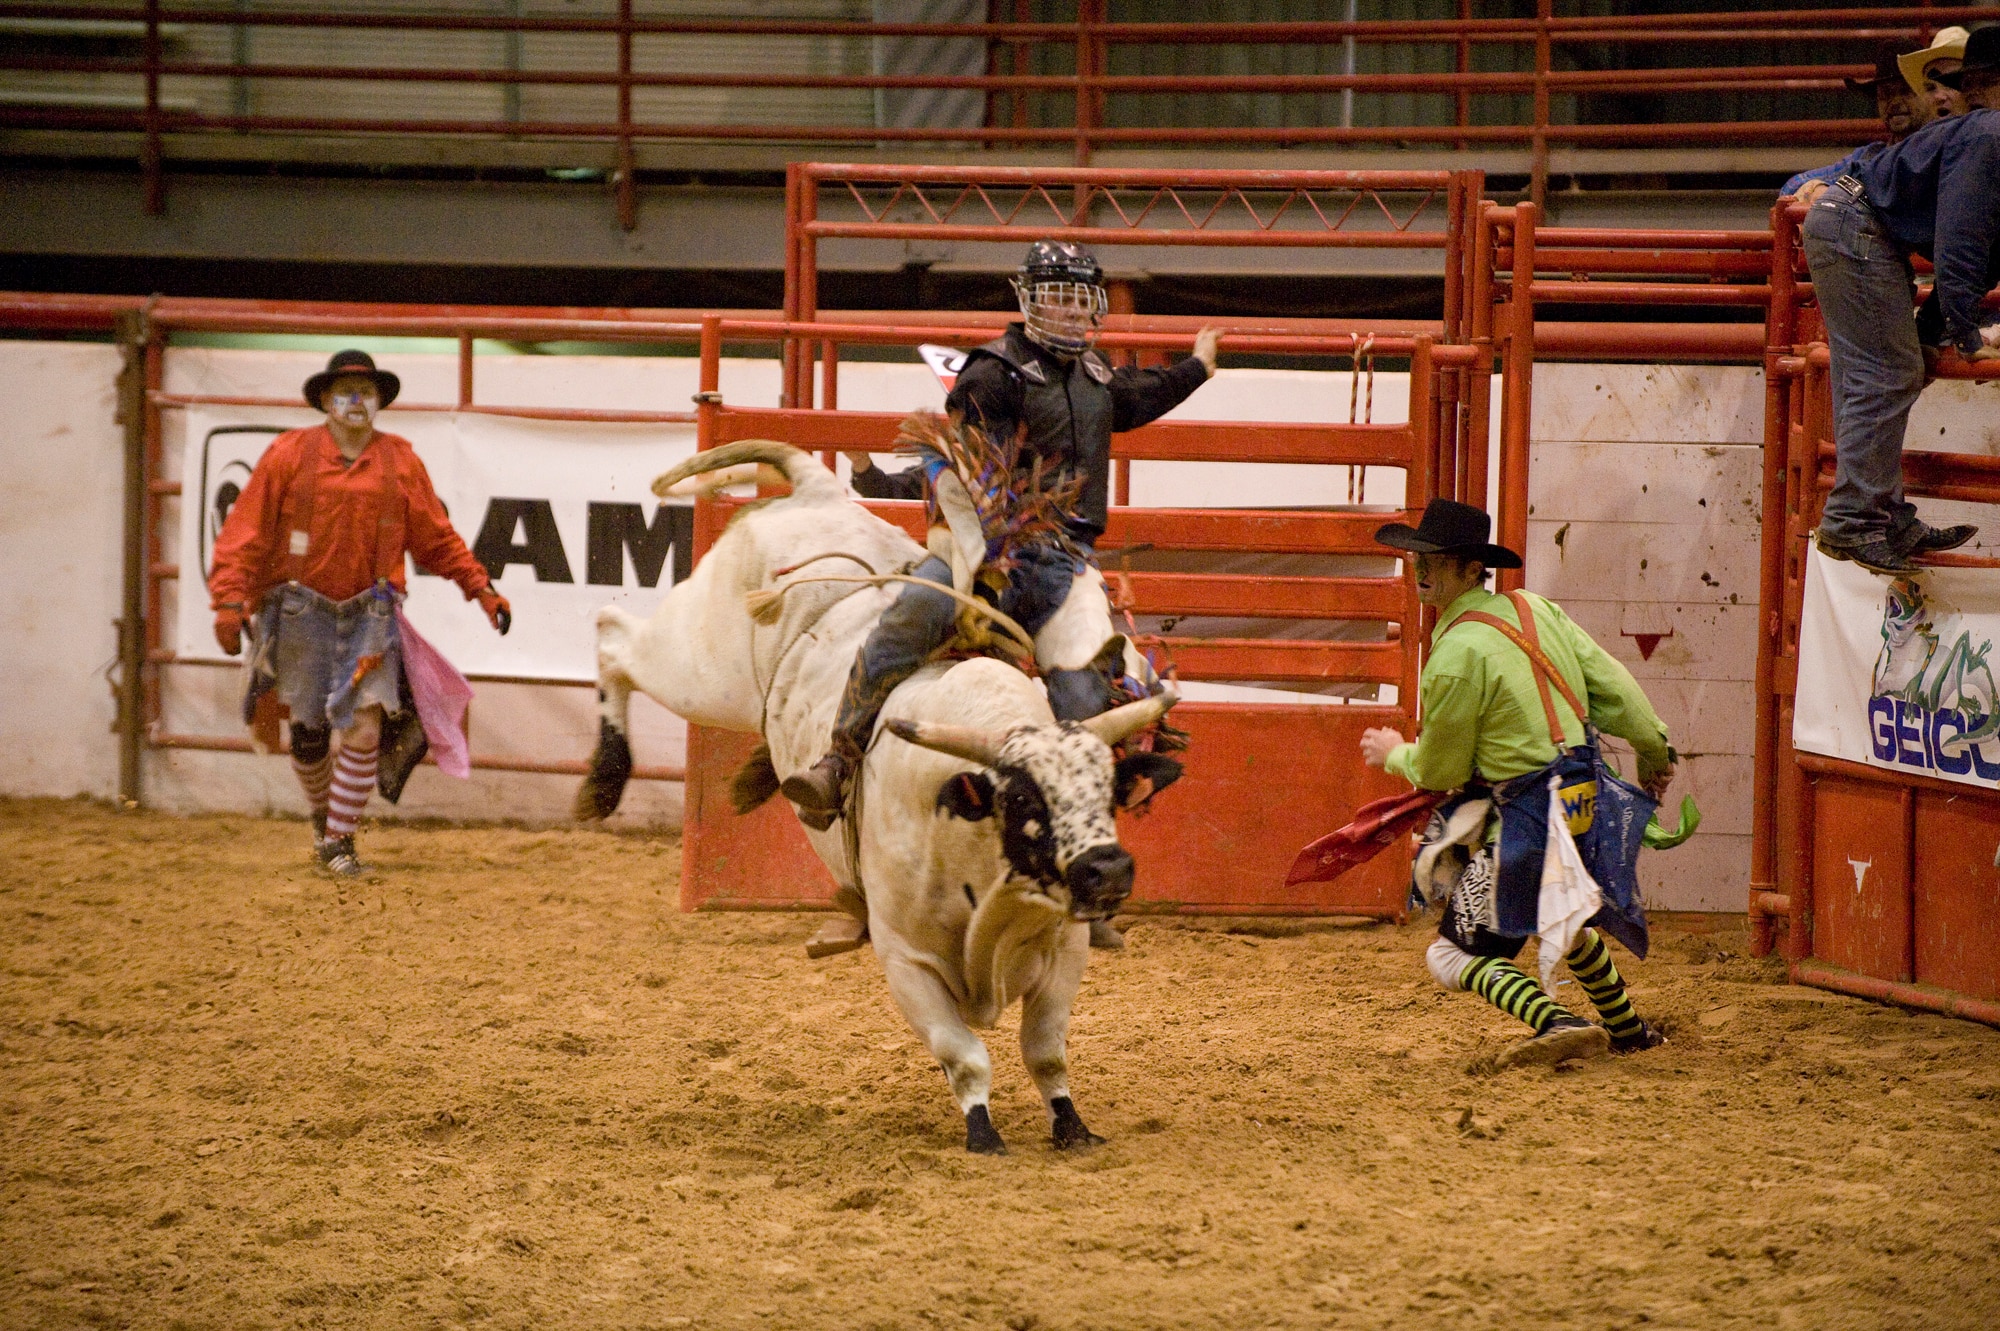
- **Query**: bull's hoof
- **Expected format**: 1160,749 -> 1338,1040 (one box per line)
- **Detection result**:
573,721 -> 633,821
1049,1096 -> 1105,1151
1087,920 -> 1126,951
965,1104 -> 1007,1155
804,915 -> 868,959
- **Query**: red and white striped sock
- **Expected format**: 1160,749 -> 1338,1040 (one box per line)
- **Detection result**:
325,741 -> 379,838
291,753 -> 333,815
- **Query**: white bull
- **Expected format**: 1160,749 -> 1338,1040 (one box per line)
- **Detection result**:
578,441 -> 1182,1154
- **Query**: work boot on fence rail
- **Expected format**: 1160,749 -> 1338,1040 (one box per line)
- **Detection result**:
1907,522 -> 1978,555
1813,529 -> 1915,576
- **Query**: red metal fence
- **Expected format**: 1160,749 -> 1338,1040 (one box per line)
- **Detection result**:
1473,201 -> 1777,591
1749,202 -> 2000,1027
0,294 -> 733,798
643,161 -> 1499,916
681,311 -> 1469,917
11,158 -> 2000,1006
4,4 -> 1994,218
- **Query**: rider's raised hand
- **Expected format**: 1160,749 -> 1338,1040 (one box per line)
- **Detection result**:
1192,326 -> 1222,376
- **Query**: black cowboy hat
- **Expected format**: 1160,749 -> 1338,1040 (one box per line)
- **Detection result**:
302,349 -> 400,410
1932,26 -> 2000,88
1845,45 -> 1908,93
1374,498 -> 1523,570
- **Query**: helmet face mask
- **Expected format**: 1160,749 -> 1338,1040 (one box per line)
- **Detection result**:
1013,240 -> 1107,357
1013,277 -> 1108,357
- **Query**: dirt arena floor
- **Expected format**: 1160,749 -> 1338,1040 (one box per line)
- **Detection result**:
4,797 -> 1999,1331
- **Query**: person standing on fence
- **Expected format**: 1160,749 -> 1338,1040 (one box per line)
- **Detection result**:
1781,44 -> 1933,207
814,240 -> 1221,950
1901,27 -> 1973,123
1357,501 -> 1676,1069
1803,24 -> 2000,576
208,350 -> 510,877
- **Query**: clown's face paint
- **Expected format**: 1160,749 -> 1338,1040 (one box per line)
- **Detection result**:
323,375 -> 379,431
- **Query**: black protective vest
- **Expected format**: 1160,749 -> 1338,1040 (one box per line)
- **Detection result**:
966,327 -> 1116,539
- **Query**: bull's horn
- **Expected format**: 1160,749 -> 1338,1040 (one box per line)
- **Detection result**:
885,719 -> 1005,768
1081,692 -> 1178,748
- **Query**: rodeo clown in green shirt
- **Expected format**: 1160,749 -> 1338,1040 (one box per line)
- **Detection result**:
1360,499 -> 1678,1069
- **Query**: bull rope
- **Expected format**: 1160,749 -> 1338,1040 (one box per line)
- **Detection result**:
742,553 -> 1038,904
746,572 -> 1038,663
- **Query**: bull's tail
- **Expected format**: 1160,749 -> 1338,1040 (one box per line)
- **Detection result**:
650,440 -> 847,507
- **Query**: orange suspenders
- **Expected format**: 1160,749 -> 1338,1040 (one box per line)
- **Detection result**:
1454,589 -> 1589,748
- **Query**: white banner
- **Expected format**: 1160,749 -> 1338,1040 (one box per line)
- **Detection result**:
177,409 -> 699,681
1794,546 -> 2000,789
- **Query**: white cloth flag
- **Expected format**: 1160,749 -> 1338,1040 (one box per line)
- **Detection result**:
1537,776 -> 1604,992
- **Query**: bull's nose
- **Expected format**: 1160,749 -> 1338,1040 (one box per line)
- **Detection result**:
1064,845 -> 1134,916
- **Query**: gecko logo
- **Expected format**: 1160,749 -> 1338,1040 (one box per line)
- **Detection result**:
1848,857 -> 1872,894
1867,576 -> 2000,783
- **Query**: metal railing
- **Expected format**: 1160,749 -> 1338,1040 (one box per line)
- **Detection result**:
2,4 -> 1993,222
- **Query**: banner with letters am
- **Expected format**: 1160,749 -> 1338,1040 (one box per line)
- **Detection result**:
1794,545 -> 2000,789
176,409 -> 701,681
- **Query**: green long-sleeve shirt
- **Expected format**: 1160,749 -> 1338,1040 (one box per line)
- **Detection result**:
1385,586 -> 1671,792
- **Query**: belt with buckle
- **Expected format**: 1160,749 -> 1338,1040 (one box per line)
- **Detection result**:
1832,174 -> 1866,202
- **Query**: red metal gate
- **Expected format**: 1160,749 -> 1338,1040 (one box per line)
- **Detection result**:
681,309 -> 1475,917
1751,203 -> 2000,1026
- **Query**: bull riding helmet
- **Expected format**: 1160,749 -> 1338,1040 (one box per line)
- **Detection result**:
1011,240 -> 1108,358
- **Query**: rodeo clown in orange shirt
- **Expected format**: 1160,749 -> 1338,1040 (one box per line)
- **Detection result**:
208,350 -> 510,877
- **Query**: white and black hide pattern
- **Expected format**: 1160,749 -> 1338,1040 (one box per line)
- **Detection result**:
993,726 -> 1116,880
934,722 -> 1182,920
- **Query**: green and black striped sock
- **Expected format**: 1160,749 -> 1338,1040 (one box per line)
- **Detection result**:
1563,928 -> 1645,1041
1461,956 -> 1569,1033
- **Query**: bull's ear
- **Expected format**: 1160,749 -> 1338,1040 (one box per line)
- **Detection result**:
1114,753 -> 1183,812
936,772 -> 997,821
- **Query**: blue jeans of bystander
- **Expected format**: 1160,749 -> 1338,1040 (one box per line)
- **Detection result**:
1800,188 -> 1924,550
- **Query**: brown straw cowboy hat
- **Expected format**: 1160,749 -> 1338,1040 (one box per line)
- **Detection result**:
1932,25 -> 2000,89
1898,26 -> 1970,97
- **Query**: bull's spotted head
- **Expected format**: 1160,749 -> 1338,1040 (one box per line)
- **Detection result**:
887,696 -> 1184,921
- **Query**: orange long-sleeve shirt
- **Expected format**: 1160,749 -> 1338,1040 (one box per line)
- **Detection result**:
208,425 -> 491,611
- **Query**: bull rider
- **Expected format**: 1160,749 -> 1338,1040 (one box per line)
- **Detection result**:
789,240 -> 1220,949
1359,500 -> 1675,1069
208,350 -> 510,877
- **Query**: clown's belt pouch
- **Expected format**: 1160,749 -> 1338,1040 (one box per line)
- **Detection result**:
1493,743 -> 1654,959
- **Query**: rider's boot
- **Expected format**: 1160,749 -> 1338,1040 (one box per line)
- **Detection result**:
782,731 -> 863,832
782,558 -> 957,830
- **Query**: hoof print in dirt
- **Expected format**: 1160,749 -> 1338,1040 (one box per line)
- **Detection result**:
965,1105 -> 1007,1155
1049,1096 -> 1105,1151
